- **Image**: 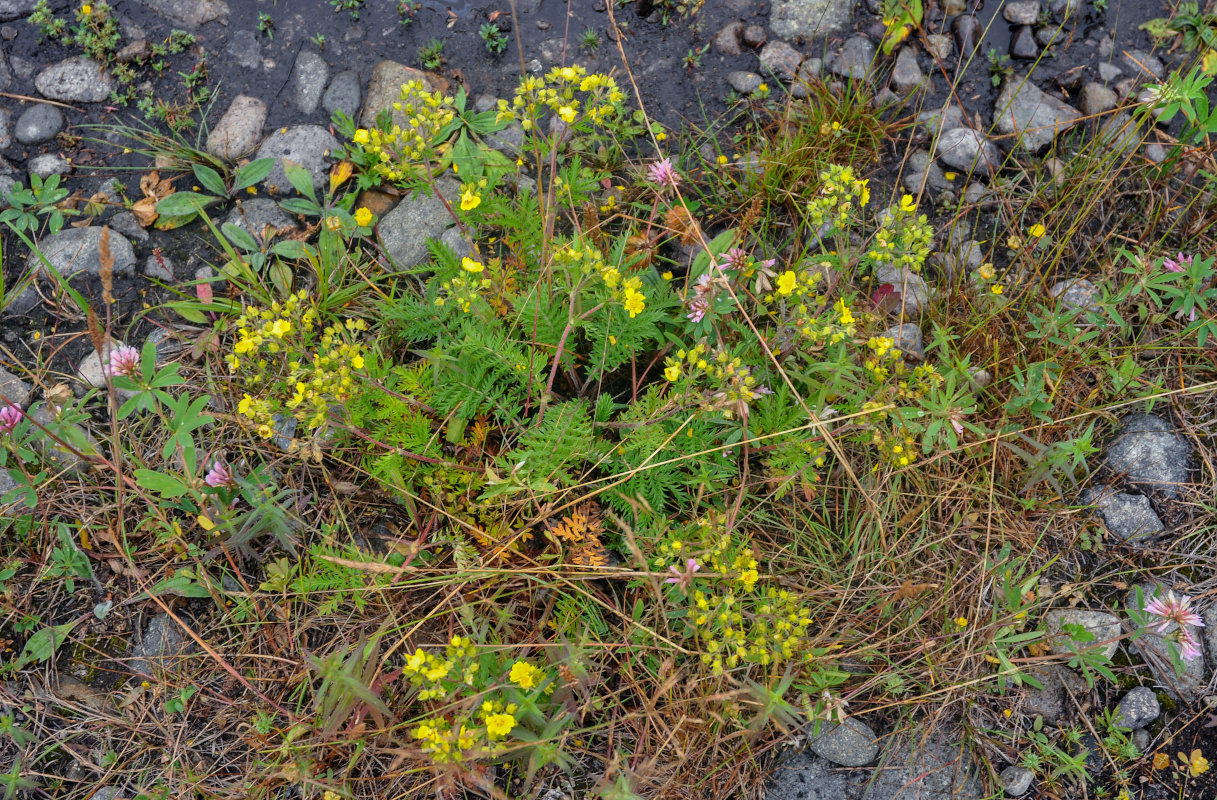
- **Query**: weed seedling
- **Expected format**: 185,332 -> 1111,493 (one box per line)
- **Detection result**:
256,12 -> 274,39
479,22 -> 509,55
330,0 -> 366,20
682,42 -> 709,72
419,38 -> 444,69
398,0 -> 420,25
580,27 -> 602,53
311,32 -> 326,50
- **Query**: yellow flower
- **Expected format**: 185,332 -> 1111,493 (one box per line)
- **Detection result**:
461,257 -> 484,273
623,288 -> 645,318
1007,234 -> 1023,249
1188,749 -> 1209,777
944,171 -> 957,181
237,395 -> 253,416
270,319 -> 292,337
1002,709 -> 1012,718
485,713 -> 515,739
978,262 -> 995,281
664,364 -> 681,382
508,660 -> 543,689
558,104 -> 577,123
352,129 -> 370,145
81,3 -> 91,13
661,271 -> 673,280
955,617 -> 968,627
717,154 -> 728,165
1028,223 -> 1046,238
245,185 -> 257,195
899,194 -> 916,213
353,207 -> 373,227
460,188 -> 482,211
991,284 -> 1004,295
776,270 -> 797,296
352,355 -> 365,369
324,215 -> 342,232
656,130 -> 667,141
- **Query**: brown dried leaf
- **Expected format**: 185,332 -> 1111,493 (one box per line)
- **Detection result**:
131,196 -> 159,228
664,205 -> 701,245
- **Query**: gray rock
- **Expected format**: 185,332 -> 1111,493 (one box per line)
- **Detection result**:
1010,26 -> 1038,59
1021,664 -> 1088,723
1104,413 -> 1190,499
713,21 -> 745,56
1096,111 -> 1143,156
35,57 -> 114,103
130,0 -> 228,28
860,736 -> 983,800
902,151 -> 954,195
108,211 -> 149,244
28,153 -> 69,179
1145,142 -> 1168,163
1121,48 -> 1165,81
765,750 -> 851,800
875,265 -> 931,315
1047,277 -> 1099,312
924,34 -> 953,61
206,94 -> 267,160
223,29 -> 260,70
935,127 -> 1001,176
1098,62 -> 1122,82
0,366 -> 31,407
9,55 -> 31,81
360,59 -> 438,129
828,37 -> 876,82
1203,606 -> 1217,669
1044,609 -> 1122,659
760,40 -> 803,81
1000,765 -> 1034,797
1078,486 -> 1164,544
1112,687 -> 1160,730
473,94 -> 498,114
742,25 -> 768,49
808,717 -> 879,767
790,58 -> 822,97
770,0 -> 851,40
891,47 -> 924,94
377,178 -> 459,268
256,125 -> 340,192
995,77 -> 1082,153
29,404 -> 99,474
0,0 -> 37,21
270,413 -> 297,451
1037,25 -> 1064,47
142,252 -> 174,281
935,238 -> 983,278
1003,1 -> 1041,25
26,226 -> 135,281
0,109 -> 10,151
15,104 -> 63,146
485,122 -> 525,156
292,50 -> 328,115
1079,82 -> 1118,116
1050,0 -> 1082,16
1135,630 -> 1205,702
952,15 -> 983,60
883,323 -> 924,361
728,71 -> 764,94
130,613 -> 194,676
916,104 -> 965,137
439,227 -> 471,261
224,198 -> 292,239
323,70 -> 362,120
941,0 -> 966,12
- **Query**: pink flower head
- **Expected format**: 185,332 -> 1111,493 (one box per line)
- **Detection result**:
686,296 -> 709,323
1179,627 -> 1203,661
647,157 -> 681,192
204,460 -> 238,489
1163,253 -> 1194,273
103,345 -> 141,379
720,248 -> 749,272
664,558 -> 701,591
0,403 -> 22,435
1144,590 -> 1204,633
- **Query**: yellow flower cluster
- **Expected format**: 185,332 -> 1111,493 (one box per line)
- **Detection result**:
867,194 -> 933,271
598,262 -> 647,318
665,343 -> 768,419
496,66 -> 624,133
436,256 -> 496,313
403,635 -> 479,701
227,292 -> 368,437
508,659 -> 545,690
662,516 -> 814,675
806,164 -> 870,232
351,80 -> 455,181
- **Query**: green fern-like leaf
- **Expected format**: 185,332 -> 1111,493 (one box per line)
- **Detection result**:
497,400 -> 605,488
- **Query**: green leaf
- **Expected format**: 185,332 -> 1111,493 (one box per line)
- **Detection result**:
135,574 -> 212,601
691,228 -> 739,274
221,222 -> 260,252
193,163 -> 228,196
156,191 -> 220,217
280,197 -> 322,216
16,621 -> 77,669
233,158 -> 276,193
282,160 -> 317,201
135,469 -> 191,498
272,240 -> 315,260
451,130 -> 483,179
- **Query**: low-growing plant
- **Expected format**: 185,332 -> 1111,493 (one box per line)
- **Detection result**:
479,22 -> 508,55
419,38 -> 444,70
